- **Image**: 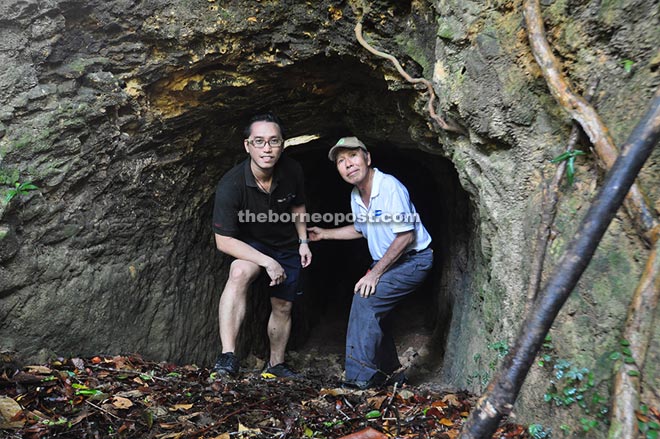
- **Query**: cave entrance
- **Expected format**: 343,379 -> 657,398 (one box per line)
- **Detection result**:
170,54 -> 474,381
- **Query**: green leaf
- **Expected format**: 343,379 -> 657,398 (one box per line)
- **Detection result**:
647,430 -> 659,439
609,352 -> 622,360
365,410 -> 381,419
648,421 -> 659,430
622,347 -> 632,356
5,192 -> 16,203
567,157 -> 576,185
627,370 -> 640,377
622,59 -> 634,73
620,339 -> 631,347
550,151 -> 570,163
75,389 -> 103,396
19,182 -> 38,191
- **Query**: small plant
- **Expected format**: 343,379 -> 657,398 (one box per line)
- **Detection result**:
551,150 -> 587,185
487,340 -> 509,371
622,59 -> 634,73
537,334 -> 612,436
639,405 -> 660,439
609,338 -> 640,376
579,417 -> 598,432
528,423 -> 552,438
4,181 -> 38,204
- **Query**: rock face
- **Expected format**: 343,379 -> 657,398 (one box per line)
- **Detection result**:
1,0 -> 658,430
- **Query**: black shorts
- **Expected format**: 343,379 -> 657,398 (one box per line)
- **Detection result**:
243,239 -> 303,302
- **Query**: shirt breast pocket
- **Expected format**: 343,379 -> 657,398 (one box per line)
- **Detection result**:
274,192 -> 295,212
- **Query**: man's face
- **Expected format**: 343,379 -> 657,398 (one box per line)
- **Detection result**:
335,148 -> 371,185
244,121 -> 284,171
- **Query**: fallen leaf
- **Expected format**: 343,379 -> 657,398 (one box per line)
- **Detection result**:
211,434 -> 230,439
246,16 -> 257,23
237,423 -> 261,436
442,394 -> 460,407
112,397 -> 133,410
25,366 -> 52,374
91,357 -> 102,364
439,417 -> 454,427
0,395 -> 25,429
319,387 -> 350,396
169,404 -> 193,411
337,427 -> 387,439
71,358 -> 85,370
367,395 -> 388,409
159,422 -> 179,429
116,389 -> 144,399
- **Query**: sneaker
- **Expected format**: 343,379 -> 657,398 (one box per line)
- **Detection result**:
385,371 -> 407,387
340,372 -> 385,390
261,362 -> 300,379
213,352 -> 240,377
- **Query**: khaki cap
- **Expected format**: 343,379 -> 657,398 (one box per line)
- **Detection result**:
328,136 -> 369,161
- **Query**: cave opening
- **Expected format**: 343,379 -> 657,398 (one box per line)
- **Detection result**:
155,54 -> 477,382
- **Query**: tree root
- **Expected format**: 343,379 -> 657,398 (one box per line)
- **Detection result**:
608,238 -> 660,439
354,21 -> 466,135
525,79 -> 599,310
523,0 -> 659,247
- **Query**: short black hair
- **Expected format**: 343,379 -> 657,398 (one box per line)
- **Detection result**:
243,113 -> 285,138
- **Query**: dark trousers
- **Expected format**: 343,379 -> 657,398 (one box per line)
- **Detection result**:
345,248 -> 433,381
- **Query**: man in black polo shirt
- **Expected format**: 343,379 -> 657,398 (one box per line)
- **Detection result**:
212,113 -> 312,378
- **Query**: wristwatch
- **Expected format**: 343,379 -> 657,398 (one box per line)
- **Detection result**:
299,238 -> 310,244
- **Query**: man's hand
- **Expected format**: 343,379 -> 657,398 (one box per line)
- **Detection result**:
354,270 -> 380,298
264,259 -> 287,286
300,243 -> 312,268
307,226 -> 325,241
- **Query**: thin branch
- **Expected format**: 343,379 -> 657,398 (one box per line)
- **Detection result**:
459,87 -> 660,439
523,0 -> 659,246
354,21 -> 466,135
525,79 -> 599,309
608,238 -> 660,439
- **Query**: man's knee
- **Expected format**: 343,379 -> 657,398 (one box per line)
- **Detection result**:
227,260 -> 260,286
270,297 -> 293,316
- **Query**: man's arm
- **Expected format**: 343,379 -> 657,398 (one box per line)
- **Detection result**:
308,224 -> 363,241
353,230 -> 414,297
214,234 -> 286,286
291,204 -> 312,268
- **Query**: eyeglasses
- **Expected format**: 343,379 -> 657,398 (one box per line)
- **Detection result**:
246,138 -> 283,148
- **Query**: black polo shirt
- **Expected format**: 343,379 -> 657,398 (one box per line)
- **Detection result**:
212,156 -> 305,249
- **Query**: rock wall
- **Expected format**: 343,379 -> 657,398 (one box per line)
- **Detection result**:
0,0 -> 658,432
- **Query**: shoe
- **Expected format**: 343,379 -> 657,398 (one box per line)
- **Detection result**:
340,379 -> 374,390
261,362 -> 300,379
213,352 -> 240,377
385,371 -> 407,386
340,373 -> 385,390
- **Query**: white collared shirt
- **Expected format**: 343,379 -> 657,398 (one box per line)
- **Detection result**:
351,168 -> 432,260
